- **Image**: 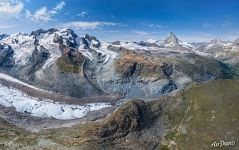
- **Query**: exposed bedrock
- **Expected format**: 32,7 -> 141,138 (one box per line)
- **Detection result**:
0,44 -> 14,67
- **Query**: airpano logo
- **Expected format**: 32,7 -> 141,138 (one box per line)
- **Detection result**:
211,140 -> 236,148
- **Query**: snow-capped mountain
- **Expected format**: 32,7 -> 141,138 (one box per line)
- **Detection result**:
191,38 -> 239,64
194,38 -> 232,54
110,32 -> 194,52
0,28 -> 119,98
152,32 -> 193,49
1,28 -> 116,68
164,32 -> 179,45
0,28 -> 236,102
160,32 -> 194,49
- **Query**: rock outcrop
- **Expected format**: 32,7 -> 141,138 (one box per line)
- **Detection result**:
0,34 -> 9,41
0,43 -> 14,67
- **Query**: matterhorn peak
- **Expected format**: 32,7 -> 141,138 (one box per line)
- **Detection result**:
168,32 -> 176,37
164,32 -> 179,44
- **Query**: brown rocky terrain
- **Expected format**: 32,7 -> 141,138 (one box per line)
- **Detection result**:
115,50 -> 166,80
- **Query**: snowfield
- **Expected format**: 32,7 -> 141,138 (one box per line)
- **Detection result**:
0,83 -> 111,120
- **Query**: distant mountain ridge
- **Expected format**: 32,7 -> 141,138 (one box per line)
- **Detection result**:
0,28 -> 236,100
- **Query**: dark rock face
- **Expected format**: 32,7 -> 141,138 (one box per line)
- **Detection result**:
27,46 -> 50,79
81,37 -> 90,49
0,34 -> 9,40
30,29 -> 46,38
161,63 -> 173,77
137,41 -> 148,47
12,38 -> 19,44
39,45 -> 50,58
30,28 -> 58,38
84,34 -> 101,48
53,33 -> 62,44
112,40 -> 121,45
34,39 -> 39,46
161,80 -> 177,94
0,44 -> 14,67
122,62 -> 139,77
136,41 -> 160,48
62,29 -> 78,47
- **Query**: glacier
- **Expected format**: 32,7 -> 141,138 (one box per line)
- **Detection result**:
0,83 -> 111,120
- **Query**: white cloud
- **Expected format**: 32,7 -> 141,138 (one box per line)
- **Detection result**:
0,24 -> 17,29
62,21 -> 120,30
0,0 -> 24,18
148,24 -> 162,28
26,6 -> 51,22
26,1 -> 66,22
132,30 -> 149,35
54,1 -> 65,11
77,11 -> 88,17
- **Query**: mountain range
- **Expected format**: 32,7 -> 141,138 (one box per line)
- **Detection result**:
0,28 -> 237,99
0,28 -> 238,149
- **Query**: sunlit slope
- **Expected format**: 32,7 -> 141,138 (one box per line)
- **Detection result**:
162,80 -> 239,150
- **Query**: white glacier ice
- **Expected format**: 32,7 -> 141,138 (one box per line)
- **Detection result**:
0,83 -> 111,120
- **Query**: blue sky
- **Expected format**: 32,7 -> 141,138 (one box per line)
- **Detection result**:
0,0 -> 239,41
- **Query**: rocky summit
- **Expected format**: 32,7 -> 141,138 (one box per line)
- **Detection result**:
164,32 -> 179,44
0,28 -> 238,150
